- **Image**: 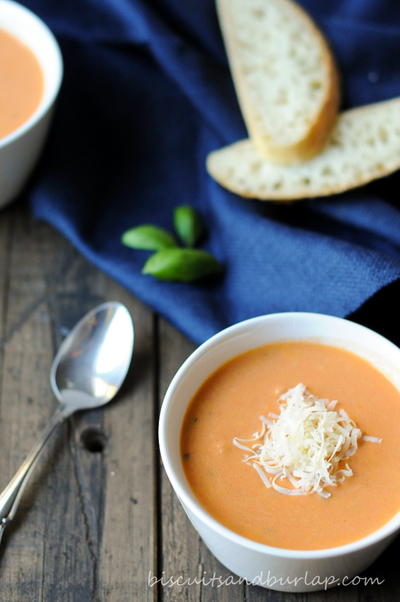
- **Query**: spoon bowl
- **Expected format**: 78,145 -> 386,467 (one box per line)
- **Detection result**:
51,302 -> 134,414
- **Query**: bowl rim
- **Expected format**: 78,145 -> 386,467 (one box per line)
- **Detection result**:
0,0 -> 63,149
159,311 -> 400,560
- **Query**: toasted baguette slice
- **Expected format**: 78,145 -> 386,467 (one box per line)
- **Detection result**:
207,98 -> 400,201
217,0 -> 339,164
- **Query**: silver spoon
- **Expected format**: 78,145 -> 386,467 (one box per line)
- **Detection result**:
0,301 -> 134,543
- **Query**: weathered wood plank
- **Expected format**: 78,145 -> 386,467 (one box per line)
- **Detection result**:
0,205 -> 68,602
0,205 -> 157,601
99,287 -> 157,602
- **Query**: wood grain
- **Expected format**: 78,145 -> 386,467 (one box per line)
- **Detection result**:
0,205 -> 156,601
0,202 -> 397,601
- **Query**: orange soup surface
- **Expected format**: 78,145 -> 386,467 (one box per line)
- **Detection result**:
181,342 -> 400,550
0,29 -> 43,139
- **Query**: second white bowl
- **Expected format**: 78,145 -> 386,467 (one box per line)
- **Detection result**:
0,0 -> 63,208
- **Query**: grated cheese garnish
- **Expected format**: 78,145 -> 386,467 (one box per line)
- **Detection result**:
233,383 -> 382,499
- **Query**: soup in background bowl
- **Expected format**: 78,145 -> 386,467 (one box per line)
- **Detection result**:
0,27 -> 44,139
159,313 -> 400,593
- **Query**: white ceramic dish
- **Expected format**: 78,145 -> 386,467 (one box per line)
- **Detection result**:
0,0 -> 63,208
159,312 -> 400,592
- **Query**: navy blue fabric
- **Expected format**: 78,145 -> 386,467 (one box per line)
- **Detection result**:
24,0 -> 400,344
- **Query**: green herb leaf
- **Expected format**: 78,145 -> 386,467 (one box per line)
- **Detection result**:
142,248 -> 222,282
121,225 -> 177,251
173,205 -> 204,247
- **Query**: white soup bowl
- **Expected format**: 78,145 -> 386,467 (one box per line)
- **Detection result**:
159,312 -> 400,592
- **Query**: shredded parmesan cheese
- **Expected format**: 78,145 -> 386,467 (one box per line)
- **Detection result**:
233,383 -> 382,498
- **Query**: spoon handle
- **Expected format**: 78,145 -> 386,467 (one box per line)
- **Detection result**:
0,408 -> 66,543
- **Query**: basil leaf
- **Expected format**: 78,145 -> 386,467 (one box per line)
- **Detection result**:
173,205 -> 204,247
142,248 -> 222,282
122,225 -> 177,251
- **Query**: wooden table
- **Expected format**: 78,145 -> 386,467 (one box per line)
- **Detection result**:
0,202 -> 398,601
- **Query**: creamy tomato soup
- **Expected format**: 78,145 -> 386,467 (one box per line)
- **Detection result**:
0,29 -> 43,139
181,342 -> 400,550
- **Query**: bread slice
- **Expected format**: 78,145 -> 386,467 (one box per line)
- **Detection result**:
216,0 -> 339,164
206,98 -> 400,201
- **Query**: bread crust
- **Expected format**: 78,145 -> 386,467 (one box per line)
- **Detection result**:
217,0 -> 340,165
206,99 -> 400,201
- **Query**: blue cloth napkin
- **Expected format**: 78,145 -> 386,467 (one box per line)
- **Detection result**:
24,0 -> 400,344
